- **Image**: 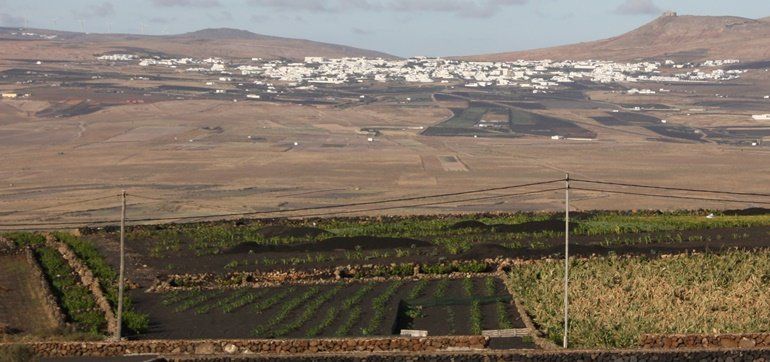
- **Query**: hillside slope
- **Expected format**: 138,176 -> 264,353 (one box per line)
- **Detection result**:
0,27 -> 394,61
464,14 -> 770,62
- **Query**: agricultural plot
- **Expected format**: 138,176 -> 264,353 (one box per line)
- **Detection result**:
133,277 -> 524,340
509,250 -> 770,349
81,211 -> 770,274
592,111 -> 706,142
422,106 -> 517,138
0,255 -> 59,336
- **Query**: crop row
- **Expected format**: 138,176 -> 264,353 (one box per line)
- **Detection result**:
151,278 -> 518,338
53,232 -> 149,334
34,246 -> 106,334
113,210 -> 770,257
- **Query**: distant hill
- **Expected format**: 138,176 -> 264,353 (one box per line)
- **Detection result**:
0,27 -> 394,61
463,14 -> 770,62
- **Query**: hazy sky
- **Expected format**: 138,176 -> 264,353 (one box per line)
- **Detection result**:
0,0 -> 768,56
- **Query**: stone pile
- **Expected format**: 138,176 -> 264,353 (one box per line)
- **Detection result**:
0,236 -> 17,254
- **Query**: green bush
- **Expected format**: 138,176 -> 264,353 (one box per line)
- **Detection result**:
456,260 -> 489,273
421,263 -> 455,275
390,263 -> 414,277
3,231 -> 45,247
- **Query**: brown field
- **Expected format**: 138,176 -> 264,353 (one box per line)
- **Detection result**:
0,255 -> 58,336
0,50 -> 769,229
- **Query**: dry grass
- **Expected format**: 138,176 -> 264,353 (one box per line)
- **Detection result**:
509,251 -> 770,348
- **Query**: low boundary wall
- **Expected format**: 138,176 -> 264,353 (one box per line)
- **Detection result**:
166,348 -> 770,361
2,336 -> 488,358
641,333 -> 770,349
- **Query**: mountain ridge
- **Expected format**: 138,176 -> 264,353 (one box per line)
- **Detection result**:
461,14 -> 770,62
0,26 -> 395,61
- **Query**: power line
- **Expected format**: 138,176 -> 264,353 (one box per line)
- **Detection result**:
571,178 -> 770,198
0,194 -> 119,215
285,187 -> 564,219
0,187 -> 564,229
0,180 -> 563,228
119,179 -> 564,223
572,187 -> 770,206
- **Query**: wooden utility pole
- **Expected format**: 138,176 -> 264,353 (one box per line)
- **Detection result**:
115,190 -> 126,341
563,174 -> 570,348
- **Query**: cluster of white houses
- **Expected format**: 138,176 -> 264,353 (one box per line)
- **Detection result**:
98,54 -> 744,92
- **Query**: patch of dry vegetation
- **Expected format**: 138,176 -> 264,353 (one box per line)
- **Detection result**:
509,251 -> 770,348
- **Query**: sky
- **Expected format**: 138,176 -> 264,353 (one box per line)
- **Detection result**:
0,0 -> 768,57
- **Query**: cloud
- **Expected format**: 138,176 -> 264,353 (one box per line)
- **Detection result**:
207,10 -> 233,21
0,12 -> 23,26
149,16 -> 173,24
75,2 -> 116,18
351,27 -> 373,35
614,0 -> 661,15
250,14 -> 270,22
247,0 -> 528,18
150,0 -> 221,7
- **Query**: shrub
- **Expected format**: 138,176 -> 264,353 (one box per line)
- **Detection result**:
421,263 -> 455,275
2,232 -> 45,247
456,260 -> 489,273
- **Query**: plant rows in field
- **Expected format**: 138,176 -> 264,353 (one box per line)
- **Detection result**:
117,211 -> 770,258
34,246 -> 106,334
53,232 -> 149,334
150,278 -> 519,338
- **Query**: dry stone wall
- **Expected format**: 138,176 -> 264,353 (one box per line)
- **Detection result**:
0,236 -> 15,254
165,348 -> 770,361
640,333 -> 770,349
3,336 -> 488,358
149,258 -> 519,292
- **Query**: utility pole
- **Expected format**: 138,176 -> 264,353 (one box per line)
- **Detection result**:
115,190 -> 126,341
563,174 -> 570,348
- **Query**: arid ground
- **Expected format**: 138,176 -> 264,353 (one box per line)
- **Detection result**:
1,55 -> 769,228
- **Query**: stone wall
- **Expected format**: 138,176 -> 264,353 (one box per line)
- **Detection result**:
640,333 -> 770,349
23,247 -> 68,330
149,258 -> 518,292
2,336 -> 488,358
165,348 -> 770,361
0,236 -> 15,254
44,234 -> 119,336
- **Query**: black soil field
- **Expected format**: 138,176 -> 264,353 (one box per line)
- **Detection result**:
132,277 -> 520,340
86,219 -> 770,286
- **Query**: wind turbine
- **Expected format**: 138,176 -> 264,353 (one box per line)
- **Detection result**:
80,19 -> 86,34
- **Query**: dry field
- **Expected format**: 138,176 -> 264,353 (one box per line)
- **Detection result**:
0,60 -> 769,228
0,255 -> 58,336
